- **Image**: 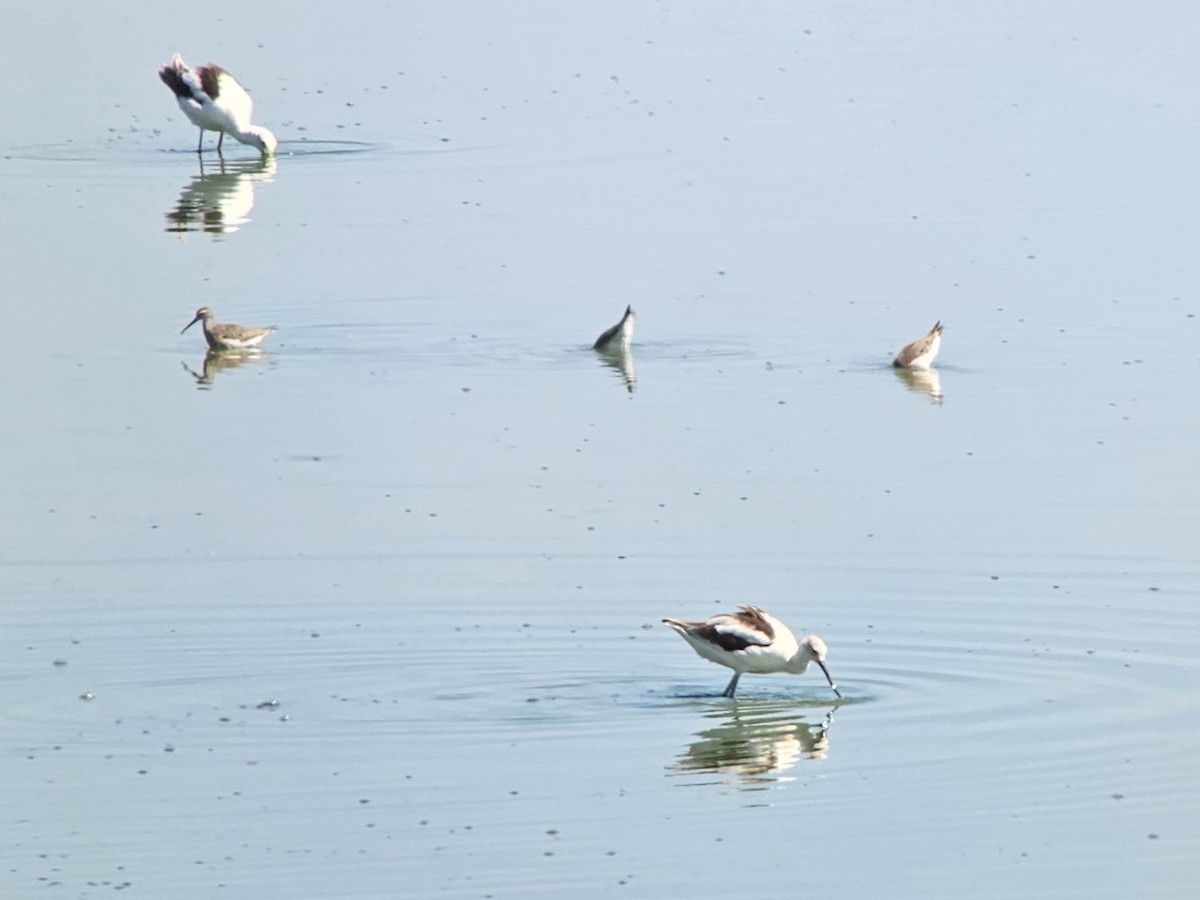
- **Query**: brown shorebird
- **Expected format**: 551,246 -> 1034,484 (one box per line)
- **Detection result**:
893,321 -> 944,369
181,307 -> 275,350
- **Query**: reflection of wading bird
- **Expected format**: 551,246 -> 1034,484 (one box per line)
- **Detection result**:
893,321 -> 944,369
165,156 -> 277,238
669,709 -> 835,785
181,307 -> 275,351
596,348 -> 637,393
663,606 -> 841,699
593,305 -> 636,351
159,53 -> 277,157
181,349 -> 269,388
896,365 -> 944,405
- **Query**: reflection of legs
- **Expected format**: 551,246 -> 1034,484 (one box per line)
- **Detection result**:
722,671 -> 741,698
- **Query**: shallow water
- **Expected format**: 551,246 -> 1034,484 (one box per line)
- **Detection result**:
3,2 -> 1200,898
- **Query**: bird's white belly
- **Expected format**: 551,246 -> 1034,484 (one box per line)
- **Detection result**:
179,99 -> 232,132
907,334 -> 941,369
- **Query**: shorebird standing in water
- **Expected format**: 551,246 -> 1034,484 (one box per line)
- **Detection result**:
663,605 -> 841,699
593,305 -> 636,351
181,307 -> 275,351
159,53 -> 277,156
893,321 -> 944,369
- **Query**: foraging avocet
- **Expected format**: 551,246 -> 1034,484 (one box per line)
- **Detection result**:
663,605 -> 841,699
893,321 -> 944,369
159,53 -> 277,156
593,305 -> 636,351
181,307 -> 275,351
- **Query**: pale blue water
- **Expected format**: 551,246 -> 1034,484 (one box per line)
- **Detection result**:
2,3 -> 1199,898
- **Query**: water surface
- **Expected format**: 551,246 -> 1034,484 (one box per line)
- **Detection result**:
2,3 -> 1199,898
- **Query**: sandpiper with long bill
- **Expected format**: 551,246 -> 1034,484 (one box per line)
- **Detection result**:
180,307 -> 275,351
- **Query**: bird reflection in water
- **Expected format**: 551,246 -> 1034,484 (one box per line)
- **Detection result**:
181,349 -> 271,389
894,366 -> 944,405
164,155 -> 277,238
667,703 -> 836,789
595,346 -> 636,393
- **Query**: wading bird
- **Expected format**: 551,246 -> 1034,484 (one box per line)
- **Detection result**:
893,321 -> 943,369
663,605 -> 841,699
180,307 -> 275,351
159,53 -> 277,156
593,305 -> 636,351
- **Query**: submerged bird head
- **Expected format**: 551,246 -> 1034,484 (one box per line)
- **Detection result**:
795,635 -> 841,698
243,126 -> 278,157
181,307 -> 215,334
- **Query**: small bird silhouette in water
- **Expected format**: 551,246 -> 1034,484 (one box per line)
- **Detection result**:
180,307 -> 275,351
159,53 -> 277,156
593,305 -> 636,351
893,321 -> 943,369
663,605 -> 841,699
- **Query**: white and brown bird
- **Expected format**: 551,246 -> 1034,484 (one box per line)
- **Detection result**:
593,305 -> 636,351
893,321 -> 943,369
663,605 -> 840,699
159,53 -> 277,156
181,307 -> 275,351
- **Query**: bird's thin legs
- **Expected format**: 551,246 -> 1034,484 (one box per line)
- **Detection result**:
196,129 -> 204,153
217,131 -> 225,155
722,671 -> 741,698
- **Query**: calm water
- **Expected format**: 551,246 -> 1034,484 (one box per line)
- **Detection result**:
3,3 -> 1199,898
